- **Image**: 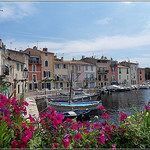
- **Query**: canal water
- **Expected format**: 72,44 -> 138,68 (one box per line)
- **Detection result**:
90,89 -> 150,125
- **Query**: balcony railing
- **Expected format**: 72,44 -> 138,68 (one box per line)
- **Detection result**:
29,60 -> 42,64
98,70 -> 109,74
104,78 -> 108,81
84,77 -> 96,81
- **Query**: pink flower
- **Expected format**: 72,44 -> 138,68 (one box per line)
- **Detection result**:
52,143 -> 58,149
93,122 -> 100,129
106,126 -> 112,133
62,138 -> 70,148
101,113 -> 111,119
145,105 -> 150,111
83,122 -> 90,128
111,144 -> 116,150
74,133 -> 82,141
98,106 -> 105,111
107,134 -> 112,140
98,135 -> 105,144
121,128 -> 126,132
29,114 -> 34,123
19,139 -> 28,149
55,114 -> 64,124
120,112 -> 127,121
65,118 -> 73,123
12,139 -> 17,148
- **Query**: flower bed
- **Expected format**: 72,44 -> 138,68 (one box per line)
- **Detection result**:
0,94 -> 150,149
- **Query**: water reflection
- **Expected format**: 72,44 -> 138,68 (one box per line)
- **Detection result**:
90,89 -> 150,125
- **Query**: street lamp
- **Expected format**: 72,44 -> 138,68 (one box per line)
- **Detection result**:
23,67 -> 29,92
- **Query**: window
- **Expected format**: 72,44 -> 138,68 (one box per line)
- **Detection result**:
127,68 -> 129,74
45,53 -> 47,56
32,65 -> 36,71
99,75 -> 101,81
119,75 -> 121,79
72,65 -> 74,71
140,70 -> 142,74
91,66 -> 93,71
29,83 -> 32,90
119,68 -> 121,74
55,64 -> 61,69
62,64 -> 68,69
44,71 -> 50,77
78,65 -> 80,71
127,75 -> 129,80
140,76 -> 142,80
112,67 -> 115,72
32,74 -> 37,82
21,64 -> 24,71
135,66 -> 137,71
85,65 -> 88,71
45,60 -> 48,67
56,82 -> 58,89
17,64 -> 19,71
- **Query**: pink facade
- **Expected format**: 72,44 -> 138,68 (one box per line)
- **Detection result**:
29,64 -> 42,81
138,68 -> 146,85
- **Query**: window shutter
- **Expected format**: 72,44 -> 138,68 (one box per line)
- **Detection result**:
49,71 -> 50,77
44,71 -> 46,77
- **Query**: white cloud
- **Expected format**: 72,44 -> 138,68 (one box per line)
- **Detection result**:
96,17 -> 111,25
0,2 -> 36,22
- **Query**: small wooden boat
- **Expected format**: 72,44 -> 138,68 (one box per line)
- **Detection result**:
48,101 -> 101,112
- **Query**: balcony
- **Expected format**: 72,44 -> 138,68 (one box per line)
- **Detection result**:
98,70 -> 109,74
84,78 -> 96,81
29,60 -> 42,64
104,78 -> 108,81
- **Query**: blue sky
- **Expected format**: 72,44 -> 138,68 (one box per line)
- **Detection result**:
1,2 -> 150,67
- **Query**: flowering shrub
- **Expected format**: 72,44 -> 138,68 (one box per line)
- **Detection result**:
0,94 -> 150,149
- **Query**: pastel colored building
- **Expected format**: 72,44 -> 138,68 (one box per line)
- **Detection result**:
138,68 -> 146,85
120,61 -> 139,85
117,65 -> 131,86
7,49 -> 29,95
24,46 -> 54,90
81,56 -> 111,87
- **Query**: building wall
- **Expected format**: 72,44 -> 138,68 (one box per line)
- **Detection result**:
138,68 -> 146,85
118,66 -> 131,86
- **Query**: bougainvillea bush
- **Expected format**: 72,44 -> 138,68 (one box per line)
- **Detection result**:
0,94 -> 150,149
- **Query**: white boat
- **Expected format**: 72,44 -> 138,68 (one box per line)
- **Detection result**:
139,84 -> 149,89
48,89 -> 99,102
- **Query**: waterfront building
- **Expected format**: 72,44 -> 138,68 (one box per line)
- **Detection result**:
138,68 -> 146,85
69,59 -> 96,89
54,56 -> 70,89
7,49 -> 29,94
120,61 -> 139,85
117,65 -> 131,86
81,56 -> 111,88
110,59 -> 118,85
24,46 -> 55,91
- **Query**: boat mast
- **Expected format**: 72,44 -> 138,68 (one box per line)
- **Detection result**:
69,71 -> 72,104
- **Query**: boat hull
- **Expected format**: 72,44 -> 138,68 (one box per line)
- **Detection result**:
48,101 -> 102,112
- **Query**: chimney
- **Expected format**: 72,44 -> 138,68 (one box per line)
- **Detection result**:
72,57 -> 74,61
43,48 -> 48,51
33,46 -> 37,49
61,57 -> 63,61
0,39 -> 2,48
111,58 -> 113,61
82,56 -> 85,59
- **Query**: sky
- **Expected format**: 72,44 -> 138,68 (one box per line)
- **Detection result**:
0,1 -> 150,67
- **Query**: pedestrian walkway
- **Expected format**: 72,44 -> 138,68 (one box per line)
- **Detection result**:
16,91 -> 39,119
